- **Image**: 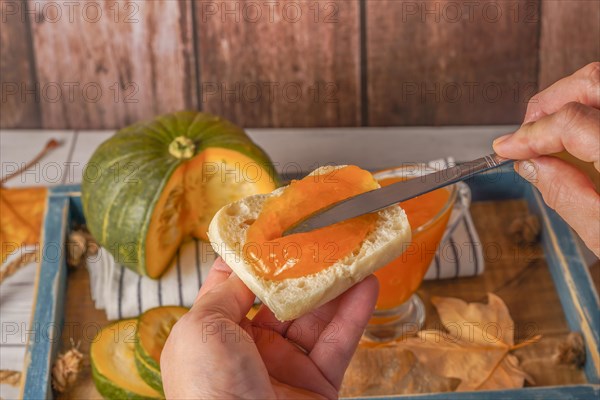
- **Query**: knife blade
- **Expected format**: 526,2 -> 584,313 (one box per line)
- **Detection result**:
282,153 -> 512,236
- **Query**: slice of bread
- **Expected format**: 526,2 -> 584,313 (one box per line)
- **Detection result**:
208,166 -> 411,321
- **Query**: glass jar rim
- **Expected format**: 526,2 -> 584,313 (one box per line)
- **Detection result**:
373,164 -> 458,234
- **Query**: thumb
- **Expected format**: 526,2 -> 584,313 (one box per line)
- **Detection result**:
196,257 -> 233,300
191,270 -> 256,323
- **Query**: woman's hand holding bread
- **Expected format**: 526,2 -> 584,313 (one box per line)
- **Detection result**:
161,257 -> 379,399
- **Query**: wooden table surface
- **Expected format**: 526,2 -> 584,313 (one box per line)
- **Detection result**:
1,129 -> 598,398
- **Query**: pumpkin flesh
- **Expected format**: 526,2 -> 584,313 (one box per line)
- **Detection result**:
145,167 -> 186,278
91,320 -> 162,399
146,148 -> 276,278
188,147 -> 277,239
133,306 -> 188,392
135,306 -> 188,368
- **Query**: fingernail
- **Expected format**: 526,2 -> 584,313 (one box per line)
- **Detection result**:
516,160 -> 538,183
493,134 -> 513,149
213,257 -> 232,272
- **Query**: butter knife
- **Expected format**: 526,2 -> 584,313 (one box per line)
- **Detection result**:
283,153 -> 512,236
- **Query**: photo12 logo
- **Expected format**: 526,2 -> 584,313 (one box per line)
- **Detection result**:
1,81 -> 139,104
1,1 -> 140,23
200,81 -> 339,104
397,1 -> 539,24
197,1 -> 340,24
400,81 -> 537,105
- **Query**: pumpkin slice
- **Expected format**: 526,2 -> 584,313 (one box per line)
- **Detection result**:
91,320 -> 162,400
134,306 -> 188,391
135,352 -> 163,393
82,111 -> 280,278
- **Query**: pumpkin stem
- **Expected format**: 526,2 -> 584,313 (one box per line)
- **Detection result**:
168,136 -> 195,160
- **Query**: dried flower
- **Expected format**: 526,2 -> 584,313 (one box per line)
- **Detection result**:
51,342 -> 84,393
66,228 -> 100,268
553,332 -> 586,368
508,214 -> 541,244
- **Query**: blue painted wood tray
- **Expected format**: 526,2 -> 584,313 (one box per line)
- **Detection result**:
21,169 -> 599,399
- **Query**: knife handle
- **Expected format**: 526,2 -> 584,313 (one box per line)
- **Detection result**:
455,153 -> 513,179
483,153 -> 511,168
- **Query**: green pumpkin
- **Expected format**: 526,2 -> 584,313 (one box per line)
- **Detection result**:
82,111 -> 279,278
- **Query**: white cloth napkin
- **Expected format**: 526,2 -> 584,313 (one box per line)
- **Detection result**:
87,240 -> 217,320
87,159 -> 485,320
0,246 -> 39,399
423,205 -> 484,280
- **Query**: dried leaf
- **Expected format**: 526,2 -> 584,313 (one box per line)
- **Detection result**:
341,346 -> 460,397
398,330 -> 508,391
397,293 -> 538,392
432,293 -> 515,346
0,139 -> 62,185
0,370 -> 21,387
1,139 -> 60,264
477,353 -> 532,390
0,187 -> 47,264
0,251 -> 38,284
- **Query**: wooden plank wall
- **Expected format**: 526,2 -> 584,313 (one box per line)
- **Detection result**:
538,0 -> 600,90
1,0 -> 599,129
366,0 -> 540,125
0,0 -> 40,128
197,0 -> 361,127
28,0 -> 197,129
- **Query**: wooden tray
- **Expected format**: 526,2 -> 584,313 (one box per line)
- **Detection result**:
21,168 -> 599,399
